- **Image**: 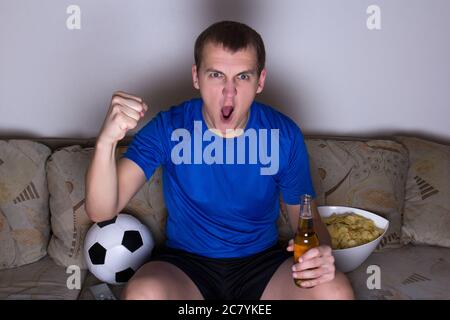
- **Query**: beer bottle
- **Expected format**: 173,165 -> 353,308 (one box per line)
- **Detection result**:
293,194 -> 320,287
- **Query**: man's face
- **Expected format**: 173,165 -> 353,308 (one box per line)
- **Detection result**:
192,42 -> 266,135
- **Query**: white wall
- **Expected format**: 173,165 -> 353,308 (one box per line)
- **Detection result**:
1,0 -> 449,142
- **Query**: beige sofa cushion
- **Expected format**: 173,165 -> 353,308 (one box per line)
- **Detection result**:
0,140 -> 51,269
305,139 -> 409,250
0,255 -> 86,300
46,145 -> 167,269
395,136 -> 450,248
347,244 -> 450,299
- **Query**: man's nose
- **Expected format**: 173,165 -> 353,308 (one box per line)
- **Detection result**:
222,80 -> 237,97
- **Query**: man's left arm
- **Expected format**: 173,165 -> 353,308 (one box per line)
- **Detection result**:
278,125 -> 336,287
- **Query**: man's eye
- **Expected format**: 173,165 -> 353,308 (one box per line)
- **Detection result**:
238,74 -> 250,80
210,72 -> 222,78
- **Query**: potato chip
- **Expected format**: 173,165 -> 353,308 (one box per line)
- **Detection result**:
322,212 -> 384,249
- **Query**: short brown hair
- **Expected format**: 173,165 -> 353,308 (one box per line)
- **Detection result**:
194,21 -> 266,76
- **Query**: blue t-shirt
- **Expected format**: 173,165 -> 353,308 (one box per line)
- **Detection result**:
122,98 -> 316,258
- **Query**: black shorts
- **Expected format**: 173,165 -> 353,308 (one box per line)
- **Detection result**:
150,243 -> 291,300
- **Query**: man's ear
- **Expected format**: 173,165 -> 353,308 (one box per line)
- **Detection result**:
256,68 -> 267,94
192,64 -> 200,90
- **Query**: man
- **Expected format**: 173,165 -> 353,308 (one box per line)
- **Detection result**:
85,21 -> 354,300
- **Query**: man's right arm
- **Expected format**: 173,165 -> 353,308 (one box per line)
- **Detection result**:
85,91 -> 148,223
85,141 -> 147,222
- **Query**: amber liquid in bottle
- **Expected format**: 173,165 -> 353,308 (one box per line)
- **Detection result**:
293,194 -> 320,287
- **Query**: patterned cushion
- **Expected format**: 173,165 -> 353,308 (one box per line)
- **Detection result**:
0,140 -> 51,269
347,244 -> 450,299
46,145 -> 167,269
0,255 -> 86,300
394,136 -> 450,248
305,139 -> 409,250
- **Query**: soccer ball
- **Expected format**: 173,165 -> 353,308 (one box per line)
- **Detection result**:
84,213 -> 154,284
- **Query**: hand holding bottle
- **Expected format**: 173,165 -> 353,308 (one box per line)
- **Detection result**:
286,194 -> 336,288
287,241 -> 336,288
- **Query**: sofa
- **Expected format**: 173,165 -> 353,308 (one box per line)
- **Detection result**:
0,133 -> 449,300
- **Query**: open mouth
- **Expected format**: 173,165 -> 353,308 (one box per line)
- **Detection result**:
221,106 -> 234,121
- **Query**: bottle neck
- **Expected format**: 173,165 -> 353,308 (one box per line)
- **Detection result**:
299,203 -> 312,219
299,195 -> 313,219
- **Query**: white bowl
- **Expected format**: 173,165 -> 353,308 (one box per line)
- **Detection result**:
317,206 -> 389,273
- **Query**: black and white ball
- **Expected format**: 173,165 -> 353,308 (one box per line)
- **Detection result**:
84,213 -> 154,284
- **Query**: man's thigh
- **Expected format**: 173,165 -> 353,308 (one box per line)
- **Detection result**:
121,261 -> 204,300
260,258 -> 355,300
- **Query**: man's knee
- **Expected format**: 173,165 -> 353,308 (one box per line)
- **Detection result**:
313,272 -> 355,300
121,278 -> 169,300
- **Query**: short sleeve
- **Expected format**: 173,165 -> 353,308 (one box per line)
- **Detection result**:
277,126 -> 316,205
121,112 -> 168,181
